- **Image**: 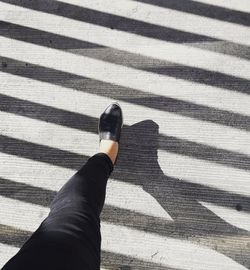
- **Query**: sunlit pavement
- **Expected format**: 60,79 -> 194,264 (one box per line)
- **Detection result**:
0,0 -> 250,269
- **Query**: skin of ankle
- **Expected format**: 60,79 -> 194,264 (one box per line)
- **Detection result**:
99,140 -> 118,164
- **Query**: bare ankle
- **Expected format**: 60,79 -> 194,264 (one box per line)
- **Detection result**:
99,140 -> 119,165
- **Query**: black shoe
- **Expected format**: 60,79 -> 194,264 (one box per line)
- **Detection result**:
98,102 -> 123,143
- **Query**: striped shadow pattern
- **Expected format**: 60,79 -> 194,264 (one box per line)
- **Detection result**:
0,0 -> 250,269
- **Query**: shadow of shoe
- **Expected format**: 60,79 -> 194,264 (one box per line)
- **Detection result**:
114,120 -> 160,185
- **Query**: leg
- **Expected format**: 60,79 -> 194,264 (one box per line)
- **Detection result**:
3,153 -> 113,270
3,103 -> 122,270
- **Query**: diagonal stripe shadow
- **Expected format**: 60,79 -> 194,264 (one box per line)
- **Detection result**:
1,173 -> 249,241
132,0 -> 250,26
0,2 -> 248,268
1,2 -> 250,81
0,153 -> 249,267
0,224 -> 183,270
1,23 -> 250,95
1,19 -> 250,70
0,134 -> 250,217
0,177 -> 56,207
0,224 -> 30,248
0,177 -> 173,237
1,121 -> 249,266
2,16 -> 250,61
0,0 -> 215,44
0,95 -> 250,171
1,56 -> 250,132
1,0 -> 250,57
101,250 -> 184,270
0,135 -> 85,170
0,21 -> 104,50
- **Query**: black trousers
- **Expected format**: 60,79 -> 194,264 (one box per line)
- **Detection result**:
3,153 -> 114,270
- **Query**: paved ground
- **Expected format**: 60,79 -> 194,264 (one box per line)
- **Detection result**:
0,0 -> 250,269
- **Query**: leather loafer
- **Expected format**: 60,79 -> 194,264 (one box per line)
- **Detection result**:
98,102 -> 123,143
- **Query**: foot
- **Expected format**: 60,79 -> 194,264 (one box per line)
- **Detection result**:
98,103 -> 123,164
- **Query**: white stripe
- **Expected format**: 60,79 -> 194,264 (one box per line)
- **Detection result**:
2,137 -> 250,222
200,201 -> 250,232
0,196 -> 49,232
102,222 -> 247,270
0,153 -> 171,220
0,152 -> 74,190
106,180 -> 173,220
0,243 -> 19,268
1,36 -> 250,119
0,197 -> 247,270
158,150 -> 250,197
0,111 -> 98,157
1,3 -> 250,80
1,136 -> 250,199
1,74 -> 250,157
59,0 -> 250,46
1,139 -> 250,217
1,55 -> 250,119
192,0 -> 250,13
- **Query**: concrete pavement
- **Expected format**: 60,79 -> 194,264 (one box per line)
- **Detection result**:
0,0 -> 250,269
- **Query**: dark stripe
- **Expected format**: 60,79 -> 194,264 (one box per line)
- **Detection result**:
159,134 -> 250,171
0,93 -> 98,134
0,0 -> 216,43
0,21 -> 103,50
0,113 -> 250,172
1,57 -> 250,133
0,135 -> 85,170
0,224 -> 31,248
1,20 -> 250,61
0,177 -> 56,206
132,0 -> 250,26
1,23 -> 250,98
0,224 -> 181,269
102,251 -> 182,270
143,65 -> 250,95
1,175 -> 249,239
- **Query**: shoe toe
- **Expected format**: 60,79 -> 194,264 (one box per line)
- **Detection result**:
104,103 -> 122,117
